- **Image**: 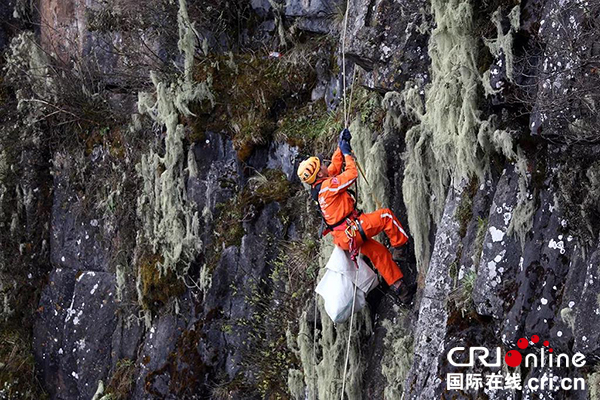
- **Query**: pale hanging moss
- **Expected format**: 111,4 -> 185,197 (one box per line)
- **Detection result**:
380,307 -> 413,399
590,370 -> 600,400
136,0 -> 214,277
295,310 -> 317,399
176,0 -> 200,80
287,369 -> 305,400
349,118 -> 388,214
560,307 -> 576,332
115,264 -> 126,303
291,235 -> 373,400
386,1 -> 526,271
268,0 -> 287,47
4,32 -> 54,113
91,381 -> 105,400
389,0 -> 485,271
507,148 -> 535,246
198,263 -> 212,295
484,5 -> 521,83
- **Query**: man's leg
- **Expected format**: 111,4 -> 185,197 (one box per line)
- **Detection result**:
359,208 -> 408,247
360,238 -> 403,285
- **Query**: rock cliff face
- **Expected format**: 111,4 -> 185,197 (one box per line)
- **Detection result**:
1,0 -> 599,399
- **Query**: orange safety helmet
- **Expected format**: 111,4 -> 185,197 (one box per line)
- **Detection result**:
297,156 -> 321,184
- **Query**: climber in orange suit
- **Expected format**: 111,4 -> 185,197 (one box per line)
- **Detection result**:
297,129 -> 416,303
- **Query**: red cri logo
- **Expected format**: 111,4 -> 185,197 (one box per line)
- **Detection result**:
504,334 -> 554,368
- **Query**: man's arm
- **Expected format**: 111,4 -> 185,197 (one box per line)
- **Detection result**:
320,154 -> 358,194
327,147 -> 344,176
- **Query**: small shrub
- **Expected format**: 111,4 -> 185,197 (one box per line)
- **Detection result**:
103,359 -> 135,400
449,270 -> 478,317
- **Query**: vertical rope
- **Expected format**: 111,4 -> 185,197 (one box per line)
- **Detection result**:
339,1 -> 358,399
341,0 -> 351,128
313,289 -> 318,400
339,267 -> 358,400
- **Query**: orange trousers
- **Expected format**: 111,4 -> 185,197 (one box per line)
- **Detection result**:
331,208 -> 408,285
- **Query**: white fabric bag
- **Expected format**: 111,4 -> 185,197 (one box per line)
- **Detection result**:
315,246 -> 379,323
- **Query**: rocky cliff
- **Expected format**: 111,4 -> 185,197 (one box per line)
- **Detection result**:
0,0 -> 599,399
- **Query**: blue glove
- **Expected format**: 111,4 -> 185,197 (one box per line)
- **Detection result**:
339,128 -> 352,143
339,137 -> 352,155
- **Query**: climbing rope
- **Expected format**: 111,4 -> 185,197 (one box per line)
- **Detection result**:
312,287 -> 318,400
341,0 -> 351,128
339,0 -> 357,398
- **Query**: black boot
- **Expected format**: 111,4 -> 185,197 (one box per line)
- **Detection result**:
393,279 -> 417,305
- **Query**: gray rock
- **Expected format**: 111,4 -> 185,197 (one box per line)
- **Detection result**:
266,141 -> 299,181
34,268 -> 118,399
50,154 -> 113,272
404,186 -> 462,399
502,156 -> 575,347
344,0 -> 430,92
284,0 -> 339,18
132,315 -> 186,399
473,166 -> 522,319
571,240 -> 600,358
33,268 -> 79,399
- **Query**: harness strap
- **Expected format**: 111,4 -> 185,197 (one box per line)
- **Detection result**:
311,182 -> 360,235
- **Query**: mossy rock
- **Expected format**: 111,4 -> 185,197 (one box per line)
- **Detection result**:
0,327 -> 48,399
275,100 -> 342,151
193,51 -> 318,160
139,253 -> 186,312
103,358 -> 135,400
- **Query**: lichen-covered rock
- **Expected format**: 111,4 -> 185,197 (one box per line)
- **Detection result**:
50,165 -> 113,272
404,186 -> 462,399
502,160 -> 575,347
345,0 -> 430,92
131,314 -> 186,399
34,269 -> 119,399
473,165 -> 522,319
529,0 -> 600,143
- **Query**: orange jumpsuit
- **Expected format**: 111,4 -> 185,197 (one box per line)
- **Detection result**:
314,148 -> 409,285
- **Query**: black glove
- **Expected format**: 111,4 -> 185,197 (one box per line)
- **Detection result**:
339,128 -> 352,142
339,137 -> 352,155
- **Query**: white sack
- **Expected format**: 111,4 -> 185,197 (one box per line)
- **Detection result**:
315,246 -> 379,323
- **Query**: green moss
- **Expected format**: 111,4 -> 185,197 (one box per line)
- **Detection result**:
275,100 -> 342,150
449,270 -> 477,317
195,52 -> 317,160
137,252 -> 186,312
456,178 -> 478,238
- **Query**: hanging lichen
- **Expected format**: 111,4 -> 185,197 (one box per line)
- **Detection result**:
4,32 -> 54,120
484,5 -> 521,83
380,307 -> 414,399
386,0 -> 526,271
349,118 -> 388,214
136,0 -> 214,277
507,151 -> 534,247
290,235 -> 373,400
